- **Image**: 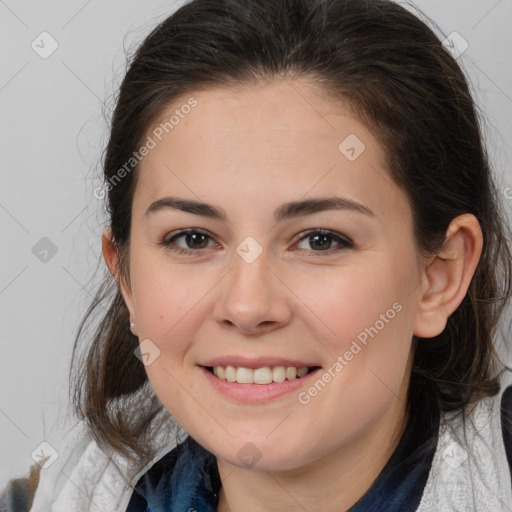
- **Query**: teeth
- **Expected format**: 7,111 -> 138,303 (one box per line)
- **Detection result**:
237,367 -> 255,384
286,366 -> 296,380
253,367 -> 273,384
211,365 -> 313,384
272,366 -> 286,382
297,367 -> 308,378
225,365 -> 237,382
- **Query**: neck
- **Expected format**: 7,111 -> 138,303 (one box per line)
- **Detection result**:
216,396 -> 409,512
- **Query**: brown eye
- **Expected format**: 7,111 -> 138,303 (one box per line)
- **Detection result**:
161,229 -> 217,255
293,229 -> 354,254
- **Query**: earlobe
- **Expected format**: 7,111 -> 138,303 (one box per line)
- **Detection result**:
102,227 -> 119,280
413,214 -> 483,339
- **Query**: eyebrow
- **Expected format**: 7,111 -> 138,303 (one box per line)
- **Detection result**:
144,196 -> 375,222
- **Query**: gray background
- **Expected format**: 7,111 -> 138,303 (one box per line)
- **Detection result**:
1,0 -> 511,488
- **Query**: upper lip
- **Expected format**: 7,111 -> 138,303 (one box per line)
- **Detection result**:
200,356 -> 321,369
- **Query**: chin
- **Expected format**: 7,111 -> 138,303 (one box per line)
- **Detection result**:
212,440 -> 311,473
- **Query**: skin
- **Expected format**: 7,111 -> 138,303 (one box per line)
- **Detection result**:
102,78 -> 483,511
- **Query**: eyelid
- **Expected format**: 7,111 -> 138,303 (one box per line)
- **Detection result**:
291,228 -> 355,253
162,228 -> 218,254
292,228 -> 354,246
163,227 -> 211,243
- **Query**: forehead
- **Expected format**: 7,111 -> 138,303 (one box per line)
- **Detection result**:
134,79 -> 410,222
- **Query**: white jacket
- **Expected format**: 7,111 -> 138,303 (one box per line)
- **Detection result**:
25,368 -> 512,511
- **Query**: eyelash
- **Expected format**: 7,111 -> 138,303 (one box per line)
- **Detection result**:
159,228 -> 355,256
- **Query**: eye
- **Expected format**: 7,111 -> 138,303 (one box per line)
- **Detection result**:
160,228 -> 218,255
160,228 -> 355,257
292,229 -> 354,255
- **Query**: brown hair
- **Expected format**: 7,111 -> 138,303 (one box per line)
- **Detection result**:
71,0 -> 512,467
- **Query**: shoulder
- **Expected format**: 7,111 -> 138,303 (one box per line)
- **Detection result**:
25,413 -> 180,512
24,420 -> 131,511
0,421 -> 95,512
417,367 -> 512,511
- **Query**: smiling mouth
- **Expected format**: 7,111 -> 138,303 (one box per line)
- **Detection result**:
203,365 -> 322,385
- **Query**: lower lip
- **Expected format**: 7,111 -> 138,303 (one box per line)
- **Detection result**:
198,365 -> 322,403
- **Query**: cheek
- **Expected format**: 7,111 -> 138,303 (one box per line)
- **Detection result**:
129,255 -> 213,358
291,261 -> 414,396
292,261 -> 407,346
131,261 -> 207,422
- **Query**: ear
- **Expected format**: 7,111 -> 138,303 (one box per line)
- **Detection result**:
101,227 -> 137,332
413,213 -> 483,338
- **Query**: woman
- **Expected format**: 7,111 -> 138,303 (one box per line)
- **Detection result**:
3,0 -> 512,510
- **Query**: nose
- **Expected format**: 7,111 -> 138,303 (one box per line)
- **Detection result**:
213,249 -> 292,335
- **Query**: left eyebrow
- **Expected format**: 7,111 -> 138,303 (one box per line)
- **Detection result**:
274,197 -> 374,222
143,196 -> 375,221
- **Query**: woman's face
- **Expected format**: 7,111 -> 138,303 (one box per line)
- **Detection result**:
115,78 -> 427,471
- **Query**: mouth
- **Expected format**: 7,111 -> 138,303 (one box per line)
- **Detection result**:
202,364 -> 323,385
198,364 -> 323,403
